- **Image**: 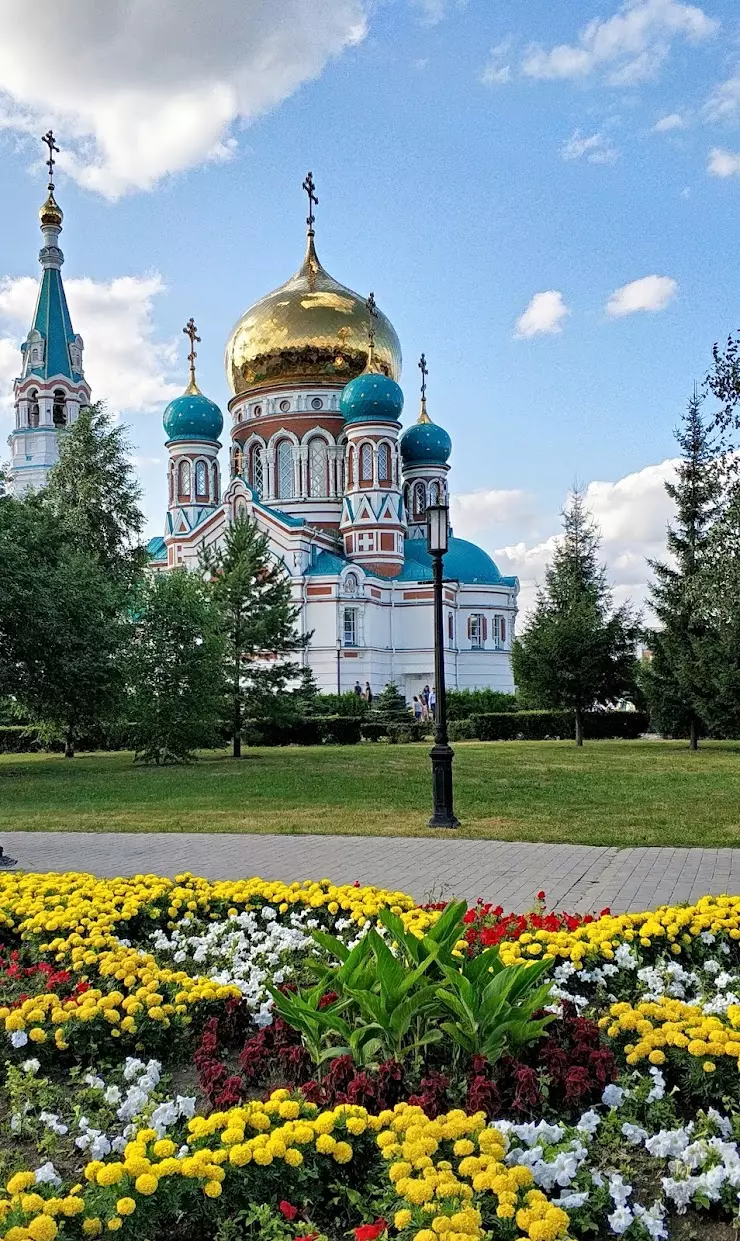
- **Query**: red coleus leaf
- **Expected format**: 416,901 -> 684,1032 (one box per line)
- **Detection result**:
279,1201 -> 299,1221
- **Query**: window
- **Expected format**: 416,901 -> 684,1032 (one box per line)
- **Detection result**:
344,572 -> 359,596
343,607 -> 358,647
52,390 -> 67,428
277,440 -> 294,499
308,438 -> 328,497
250,445 -> 264,497
378,442 -> 391,484
468,613 -> 487,648
413,481 -> 426,518
253,404 -> 262,417
347,446 -> 355,487
279,398 -> 291,412
168,463 -> 175,504
28,390 -> 39,427
178,460 -> 191,499
212,463 -> 220,504
311,397 -> 323,410
448,613 -> 454,644
428,481 -> 439,505
493,615 -> 507,649
360,442 -> 373,484
195,461 -> 208,500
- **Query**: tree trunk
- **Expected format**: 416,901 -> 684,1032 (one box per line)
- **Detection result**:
689,716 -> 699,752
574,707 -> 584,747
64,727 -> 75,759
232,666 -> 241,759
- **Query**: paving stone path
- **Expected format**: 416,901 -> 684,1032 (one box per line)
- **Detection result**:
5,832 -> 740,912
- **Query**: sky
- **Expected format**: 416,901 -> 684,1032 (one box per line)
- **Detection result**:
0,0 -> 738,616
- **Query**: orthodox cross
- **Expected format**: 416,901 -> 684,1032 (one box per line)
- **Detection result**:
183,317 -> 201,387
42,129 -> 59,189
302,171 -> 318,232
366,291 -> 378,350
418,352 -> 428,401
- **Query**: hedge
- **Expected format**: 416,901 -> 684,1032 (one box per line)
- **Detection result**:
445,689 -> 518,719
447,710 -> 649,742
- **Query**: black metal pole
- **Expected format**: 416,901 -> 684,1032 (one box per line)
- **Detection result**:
336,644 -> 341,695
429,550 -> 460,828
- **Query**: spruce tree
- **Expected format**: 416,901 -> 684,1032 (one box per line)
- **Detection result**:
44,402 -> 146,587
372,681 -> 410,722
512,490 -> 639,745
642,392 -> 721,748
201,515 -> 307,757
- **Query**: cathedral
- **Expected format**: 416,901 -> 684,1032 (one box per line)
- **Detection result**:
8,146 -> 518,698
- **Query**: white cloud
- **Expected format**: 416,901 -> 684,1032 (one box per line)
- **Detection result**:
0,0 -> 368,198
411,0 -> 467,23
653,111 -> 685,130
606,274 -> 678,316
561,129 -> 619,165
489,459 -> 678,618
450,489 -> 537,540
704,70 -> 740,122
481,41 -> 513,85
708,147 -> 740,177
514,290 -> 570,339
0,272 -> 181,414
522,0 -> 718,86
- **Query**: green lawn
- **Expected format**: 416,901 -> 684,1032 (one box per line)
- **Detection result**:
1,740 -> 740,846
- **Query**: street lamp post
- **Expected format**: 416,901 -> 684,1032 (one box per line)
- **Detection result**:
336,637 -> 342,695
426,501 -> 460,829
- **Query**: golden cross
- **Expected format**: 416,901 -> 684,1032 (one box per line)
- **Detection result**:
418,353 -> 428,401
302,171 -> 318,232
183,317 -> 201,387
366,291 -> 378,349
42,130 -> 59,189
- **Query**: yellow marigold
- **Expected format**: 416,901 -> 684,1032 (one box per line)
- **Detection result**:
284,1148 -> 303,1167
395,1210 -> 413,1229
134,1174 -> 158,1197
60,1198 -> 85,1218
27,1219 -> 58,1241
315,1134 -> 336,1155
107,1220 -> 122,1233
7,1173 -> 37,1195
115,1200 -> 136,1217
203,1182 -> 222,1198
96,1166 -> 123,1188
704,1061 -> 716,1073
333,1142 -> 353,1164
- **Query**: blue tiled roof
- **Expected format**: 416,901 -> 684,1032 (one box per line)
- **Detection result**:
305,550 -> 348,576
254,498 -> 305,528
28,266 -> 80,382
146,536 -> 167,562
399,537 -> 517,587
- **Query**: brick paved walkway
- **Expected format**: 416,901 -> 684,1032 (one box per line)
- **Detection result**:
4,832 -> 740,912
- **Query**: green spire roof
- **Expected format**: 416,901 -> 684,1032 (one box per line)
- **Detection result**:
25,264 -> 82,382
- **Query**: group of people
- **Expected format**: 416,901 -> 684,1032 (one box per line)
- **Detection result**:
412,684 -> 436,722
353,680 -> 374,703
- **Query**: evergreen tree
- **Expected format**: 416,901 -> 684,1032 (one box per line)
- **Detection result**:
44,402 -> 146,586
642,392 -> 721,748
372,681 -> 410,722
512,490 -> 639,745
201,515 -> 307,758
126,570 -> 225,764
689,485 -> 740,738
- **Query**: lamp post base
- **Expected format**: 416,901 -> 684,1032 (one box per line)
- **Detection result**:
428,742 -> 460,829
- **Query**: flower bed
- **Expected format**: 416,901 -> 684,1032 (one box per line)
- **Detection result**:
1,873 -> 740,1240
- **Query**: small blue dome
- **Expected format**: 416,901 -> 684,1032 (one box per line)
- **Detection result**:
403,537 -> 509,586
163,389 -> 223,443
340,370 -> 404,424
400,418 -> 452,466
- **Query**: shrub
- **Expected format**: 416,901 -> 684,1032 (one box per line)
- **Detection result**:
312,692 -> 370,717
241,716 -> 361,746
446,689 -> 518,719
449,710 -> 648,741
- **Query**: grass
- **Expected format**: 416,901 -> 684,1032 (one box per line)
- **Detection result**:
1,739 -> 740,847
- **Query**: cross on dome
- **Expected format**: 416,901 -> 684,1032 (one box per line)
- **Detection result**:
42,130 -> 58,190
302,171 -> 318,234
418,353 -> 430,423
183,317 -> 201,393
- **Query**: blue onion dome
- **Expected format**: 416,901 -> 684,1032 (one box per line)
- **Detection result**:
163,386 -> 223,442
340,369 -> 404,423
400,404 -> 452,466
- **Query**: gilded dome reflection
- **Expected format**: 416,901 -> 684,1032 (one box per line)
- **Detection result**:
224,234 -> 402,396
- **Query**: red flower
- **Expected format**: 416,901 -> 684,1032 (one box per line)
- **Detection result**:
537,890 -> 546,901
296,1234 -> 319,1241
279,1202 -> 299,1221
353,1221 -> 387,1241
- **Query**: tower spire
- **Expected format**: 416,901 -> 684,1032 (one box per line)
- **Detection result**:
39,130 -> 63,232
417,352 -> 431,423
183,317 -> 201,395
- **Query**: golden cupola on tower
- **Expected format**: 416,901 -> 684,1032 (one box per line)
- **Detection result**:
224,173 -> 401,396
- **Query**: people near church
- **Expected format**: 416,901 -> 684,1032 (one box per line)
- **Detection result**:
412,696 -> 422,720
354,680 -> 363,697
364,682 -> 373,704
430,685 -> 436,720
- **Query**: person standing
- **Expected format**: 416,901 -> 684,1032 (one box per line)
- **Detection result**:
412,696 -> 422,720
364,682 -> 373,704
429,684 -> 436,721
354,680 -> 363,697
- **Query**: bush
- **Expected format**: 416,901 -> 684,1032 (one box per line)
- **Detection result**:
0,725 -> 43,753
449,710 -> 649,741
312,692 -> 369,717
446,689 -> 518,719
241,715 -> 361,746
386,721 -> 430,744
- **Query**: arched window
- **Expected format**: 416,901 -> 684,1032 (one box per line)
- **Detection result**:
250,445 -> 264,498
277,440 -> 294,499
178,460 -> 191,499
378,442 -> 391,485
347,446 -> 355,487
493,616 -> 506,649
360,442 -> 373,484
428,481 -> 440,505
413,481 -> 426,518
403,483 -> 410,517
212,463 -> 220,504
168,462 -> 175,504
195,461 -> 208,500
448,613 -> 454,644
344,572 -> 359,596
52,389 -> 67,428
308,438 -> 328,497
28,390 -> 39,428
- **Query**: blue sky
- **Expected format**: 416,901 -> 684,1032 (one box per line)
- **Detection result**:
0,0 -> 738,610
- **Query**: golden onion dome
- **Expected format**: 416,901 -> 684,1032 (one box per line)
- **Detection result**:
39,190 -> 63,228
225,232 -> 401,396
